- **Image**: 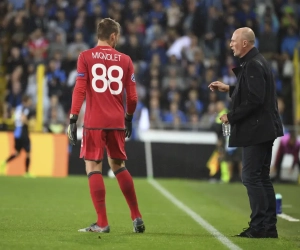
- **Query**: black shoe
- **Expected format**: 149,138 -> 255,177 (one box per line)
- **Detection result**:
265,228 -> 278,238
133,218 -> 145,233
235,227 -> 266,238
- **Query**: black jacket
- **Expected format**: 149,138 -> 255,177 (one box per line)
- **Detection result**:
227,47 -> 283,147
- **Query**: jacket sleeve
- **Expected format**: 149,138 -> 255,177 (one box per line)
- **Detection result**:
227,60 -> 266,124
229,86 -> 235,97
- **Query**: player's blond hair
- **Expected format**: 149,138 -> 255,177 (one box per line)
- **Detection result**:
97,18 -> 120,40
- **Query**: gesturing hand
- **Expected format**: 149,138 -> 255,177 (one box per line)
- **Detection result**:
219,114 -> 229,124
208,81 -> 230,92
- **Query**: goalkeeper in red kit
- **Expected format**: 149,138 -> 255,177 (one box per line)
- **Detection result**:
67,18 -> 145,233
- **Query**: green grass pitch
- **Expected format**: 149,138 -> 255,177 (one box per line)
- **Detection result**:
0,176 -> 299,250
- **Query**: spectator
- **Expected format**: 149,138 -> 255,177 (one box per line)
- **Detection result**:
149,96 -> 163,129
166,0 -> 182,28
67,32 -> 89,60
235,1 -> 256,27
46,108 -> 65,134
189,112 -> 201,131
259,22 -> 278,58
8,0 -> 27,10
46,94 -> 65,123
147,0 -> 166,26
163,101 -> 187,126
258,5 -> 280,34
49,33 -> 67,59
281,27 -> 300,58
182,34 -> 202,63
86,5 -> 104,34
182,0 -> 197,32
55,9 -> 71,33
221,55 -> 237,86
198,102 -> 216,129
28,5 -> 48,33
185,89 -> 204,116
28,28 -> 49,63
46,59 -> 65,97
164,54 -> 184,77
201,6 -> 224,59
273,131 -> 300,182
4,81 -> 23,118
6,46 -> 26,76
119,34 -> 144,62
7,11 -> 29,47
6,66 -> 26,94
72,17 -> 89,43
162,67 -> 184,90
125,0 -> 144,20
0,0 -> 299,134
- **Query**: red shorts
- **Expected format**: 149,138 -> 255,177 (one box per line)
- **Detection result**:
80,129 -> 127,161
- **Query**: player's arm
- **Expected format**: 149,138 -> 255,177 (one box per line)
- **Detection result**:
124,58 -> 138,138
68,53 -> 88,145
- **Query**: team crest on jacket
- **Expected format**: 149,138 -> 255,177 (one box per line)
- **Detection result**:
131,73 -> 136,82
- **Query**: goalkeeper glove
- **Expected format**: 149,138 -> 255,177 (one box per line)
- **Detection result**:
125,113 -> 133,138
67,114 -> 78,146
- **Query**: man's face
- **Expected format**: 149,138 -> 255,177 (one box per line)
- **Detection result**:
23,99 -> 32,108
230,31 -> 243,57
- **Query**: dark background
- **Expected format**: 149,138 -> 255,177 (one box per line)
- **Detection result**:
68,140 -> 213,179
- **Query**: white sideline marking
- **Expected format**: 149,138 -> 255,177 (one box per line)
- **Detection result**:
149,179 -> 242,250
282,204 -> 292,208
277,213 -> 300,222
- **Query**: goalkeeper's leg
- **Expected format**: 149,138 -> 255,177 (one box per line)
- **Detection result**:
106,130 -> 145,233
109,158 -> 145,233
85,160 -> 109,228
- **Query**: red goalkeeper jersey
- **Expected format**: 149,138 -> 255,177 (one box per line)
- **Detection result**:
71,45 -> 138,129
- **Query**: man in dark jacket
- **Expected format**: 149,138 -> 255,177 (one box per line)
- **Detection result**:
208,27 -> 283,238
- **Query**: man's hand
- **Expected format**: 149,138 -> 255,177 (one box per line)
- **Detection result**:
208,81 -> 230,92
219,114 -> 229,124
67,114 -> 78,146
125,113 -> 133,138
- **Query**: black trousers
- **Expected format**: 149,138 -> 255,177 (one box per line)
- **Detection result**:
242,140 -> 277,230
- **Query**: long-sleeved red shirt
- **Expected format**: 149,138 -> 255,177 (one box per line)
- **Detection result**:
70,45 -> 137,129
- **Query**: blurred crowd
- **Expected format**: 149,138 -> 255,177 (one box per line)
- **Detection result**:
0,0 -> 300,135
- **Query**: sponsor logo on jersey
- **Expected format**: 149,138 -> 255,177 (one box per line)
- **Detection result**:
77,73 -> 85,77
131,73 -> 136,82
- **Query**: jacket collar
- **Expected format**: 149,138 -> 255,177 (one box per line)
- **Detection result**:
232,47 -> 260,76
239,47 -> 259,65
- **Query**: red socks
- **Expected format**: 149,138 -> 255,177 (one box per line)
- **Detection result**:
88,168 -> 142,227
114,167 -> 142,220
88,171 -> 108,227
